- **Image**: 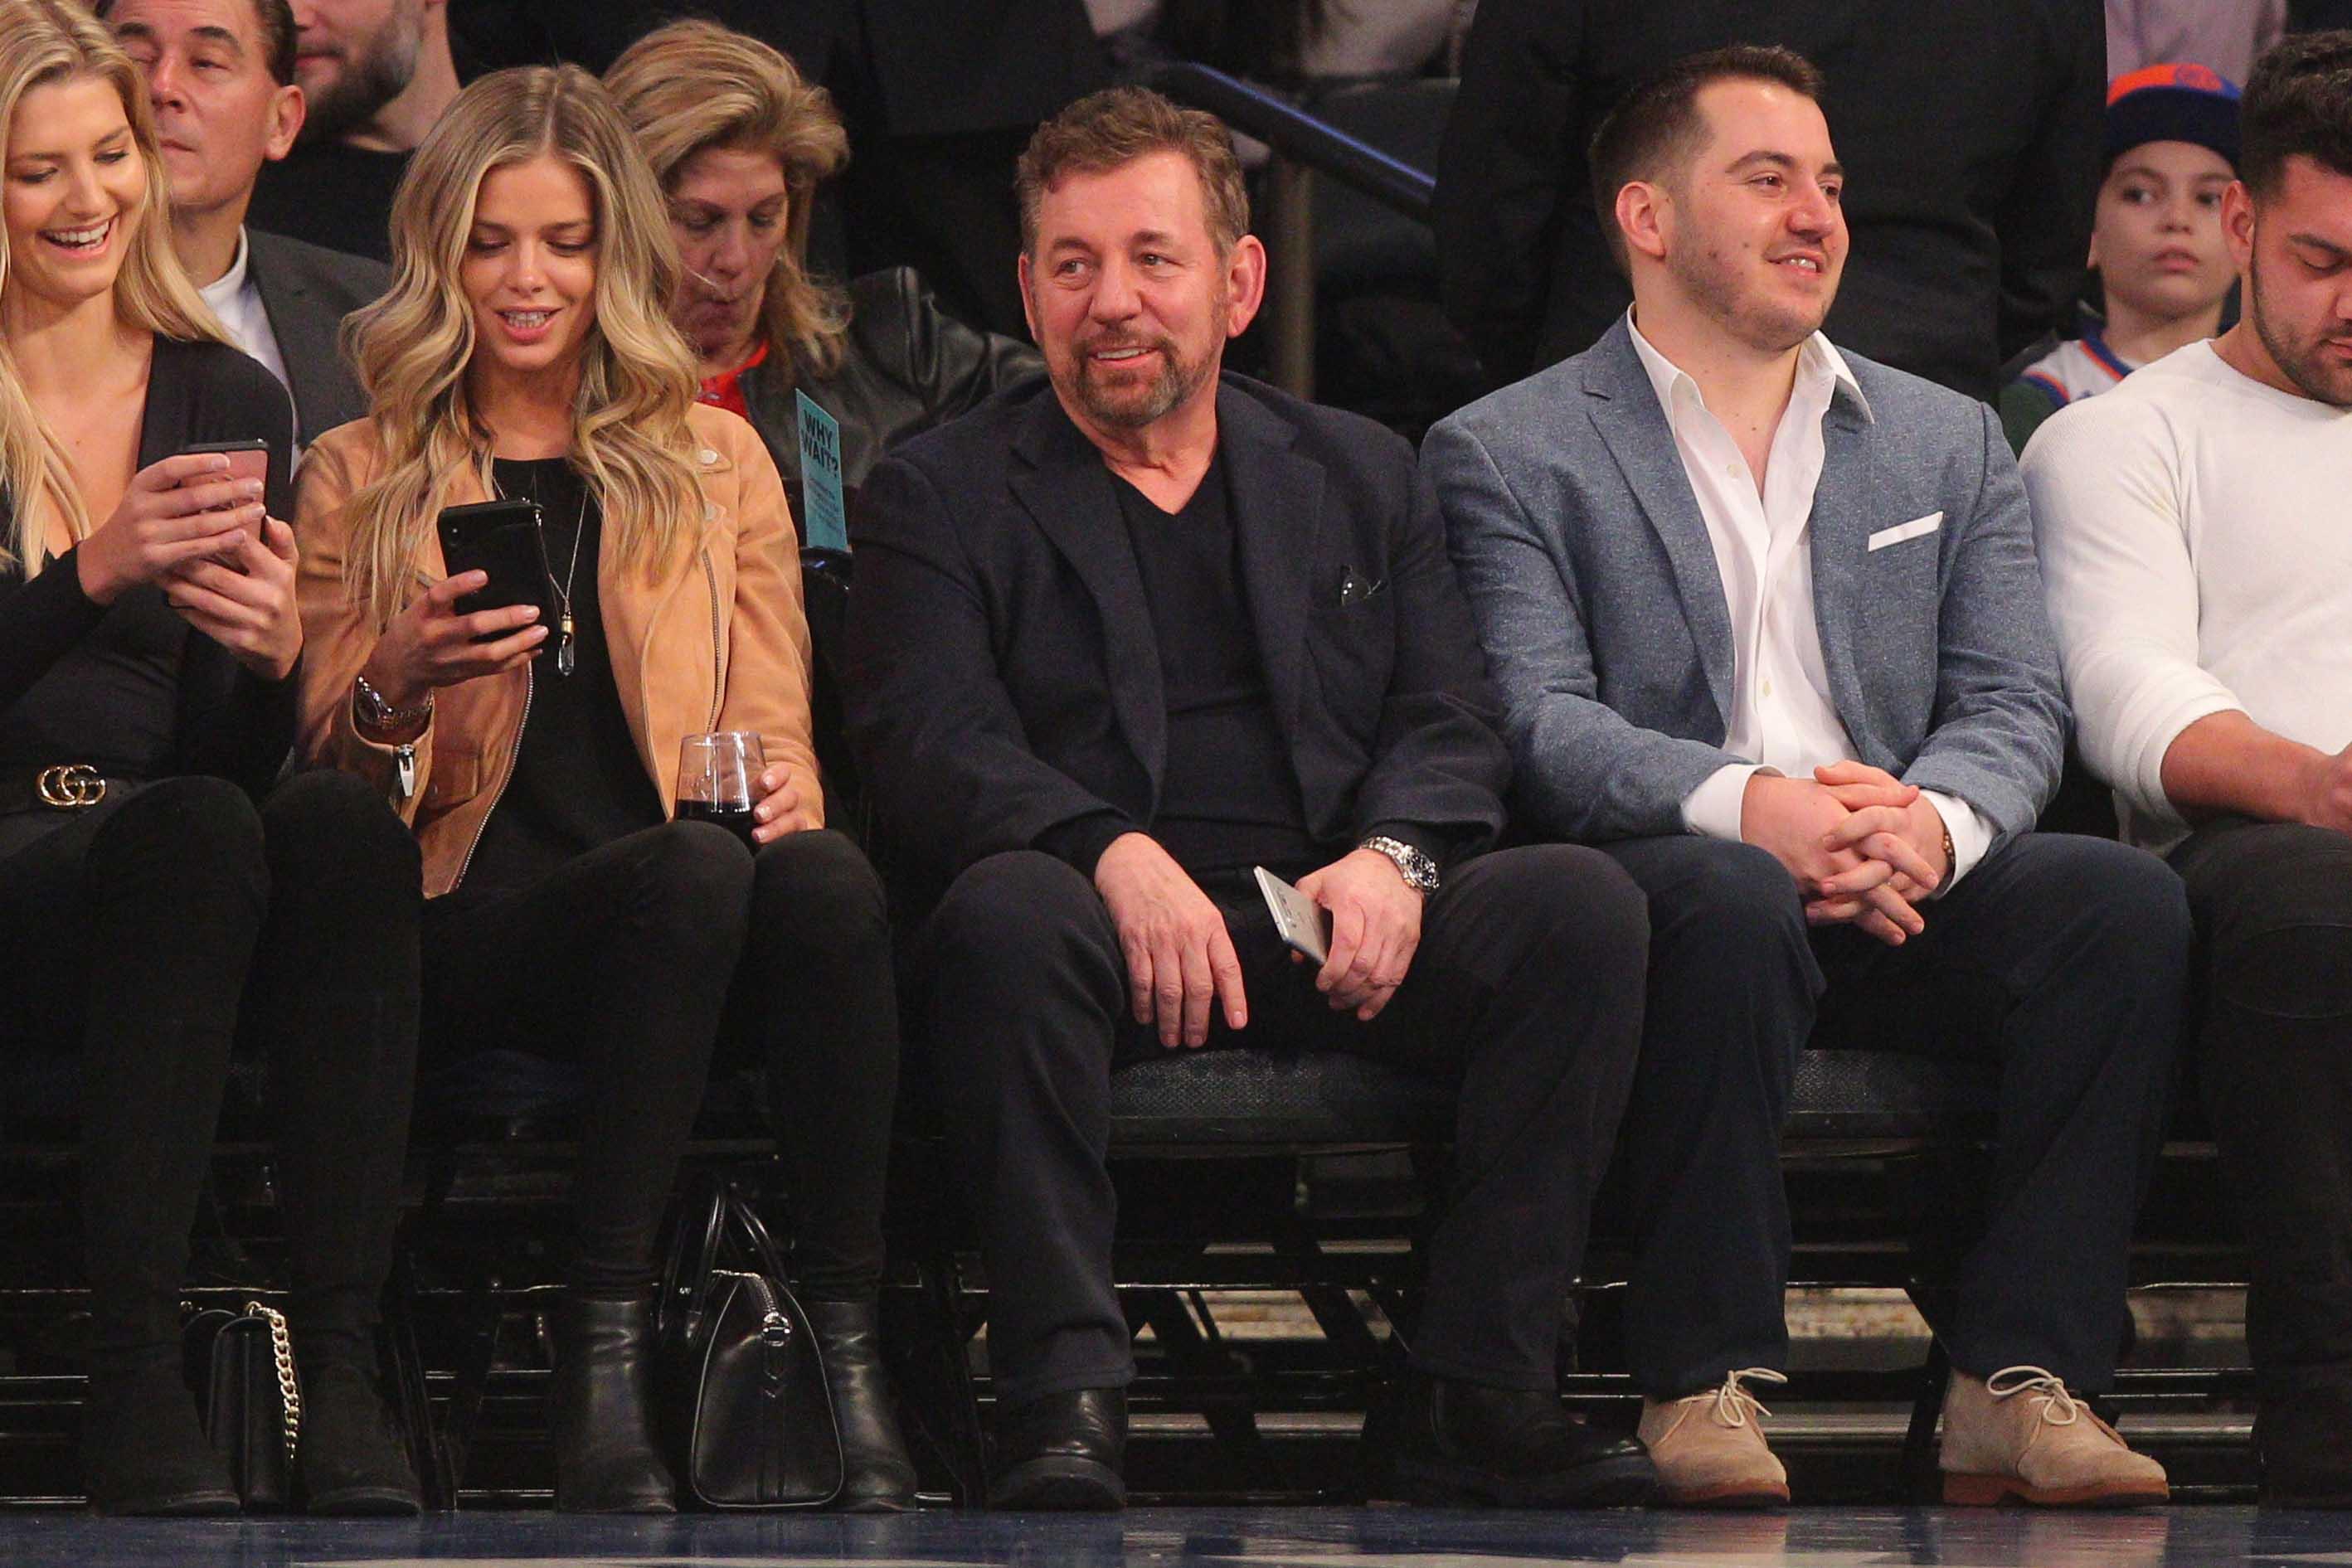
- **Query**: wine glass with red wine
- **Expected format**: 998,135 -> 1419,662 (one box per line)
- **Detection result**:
675,731 -> 765,850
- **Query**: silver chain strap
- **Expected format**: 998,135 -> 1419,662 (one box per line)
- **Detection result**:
247,1300 -> 301,1468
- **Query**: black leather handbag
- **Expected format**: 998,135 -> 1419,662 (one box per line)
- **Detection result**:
656,1181 -> 841,1509
181,1300 -> 301,1509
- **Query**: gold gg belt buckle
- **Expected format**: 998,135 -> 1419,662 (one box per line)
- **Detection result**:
36,764 -> 105,809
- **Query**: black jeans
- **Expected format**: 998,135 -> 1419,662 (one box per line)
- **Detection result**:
916,844 -> 1648,1405
424,825 -> 899,1298
2171,816 -> 2352,1492
0,769 -> 420,1358
1601,831 -> 2188,1398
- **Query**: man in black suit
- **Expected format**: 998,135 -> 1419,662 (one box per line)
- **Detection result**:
1432,0 -> 2106,400
848,86 -> 1653,1512
242,0 -> 464,265
109,0 -> 390,444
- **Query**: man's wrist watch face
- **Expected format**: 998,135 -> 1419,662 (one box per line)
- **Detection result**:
1362,834 -> 1440,895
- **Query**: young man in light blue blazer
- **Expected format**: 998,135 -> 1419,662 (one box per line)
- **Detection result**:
1422,44 -> 2189,1510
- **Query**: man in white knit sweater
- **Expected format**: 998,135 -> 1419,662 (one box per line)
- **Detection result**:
2025,31 -> 2352,1508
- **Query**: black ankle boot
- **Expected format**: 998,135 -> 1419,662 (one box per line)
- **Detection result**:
551,1294 -> 675,1513
1363,1368 -> 1655,1508
81,1349 -> 239,1517
988,1387 -> 1126,1511
295,1344 -> 421,1517
804,1297 -> 916,1511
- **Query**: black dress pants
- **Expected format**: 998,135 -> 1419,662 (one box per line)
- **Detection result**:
916,844 -> 1648,1406
1601,832 -> 2187,1398
0,769 -> 420,1357
2170,816 -> 2352,1496
425,825 -> 900,1299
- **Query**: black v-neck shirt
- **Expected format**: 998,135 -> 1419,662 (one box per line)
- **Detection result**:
461,458 -> 667,893
1110,454 -> 1315,882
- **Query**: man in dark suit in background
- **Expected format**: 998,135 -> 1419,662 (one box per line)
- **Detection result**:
244,0 -> 466,265
848,86 -> 1654,1512
109,0 -> 390,444
1433,0 -> 2105,400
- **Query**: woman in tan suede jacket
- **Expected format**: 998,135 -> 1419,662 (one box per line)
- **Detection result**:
294,65 -> 912,1513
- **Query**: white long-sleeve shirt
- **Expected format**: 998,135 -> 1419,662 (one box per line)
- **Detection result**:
1627,316 -> 1990,887
2024,338 -> 2352,851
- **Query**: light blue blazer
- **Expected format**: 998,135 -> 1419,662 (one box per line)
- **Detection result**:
1421,316 -> 2067,847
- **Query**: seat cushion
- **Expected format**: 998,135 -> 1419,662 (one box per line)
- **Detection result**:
1108,1048 -> 1451,1148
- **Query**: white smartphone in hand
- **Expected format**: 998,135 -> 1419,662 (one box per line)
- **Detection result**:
1254,865 -> 1331,967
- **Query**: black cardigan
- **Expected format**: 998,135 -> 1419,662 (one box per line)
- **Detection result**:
0,337 -> 298,799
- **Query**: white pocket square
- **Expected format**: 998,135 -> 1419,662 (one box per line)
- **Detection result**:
1867,512 -> 1944,551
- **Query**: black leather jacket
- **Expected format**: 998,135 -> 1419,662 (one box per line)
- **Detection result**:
740,267 -> 1046,507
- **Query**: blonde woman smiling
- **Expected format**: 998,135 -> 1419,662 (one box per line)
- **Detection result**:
294,63 -> 910,1511
0,0 -> 421,1517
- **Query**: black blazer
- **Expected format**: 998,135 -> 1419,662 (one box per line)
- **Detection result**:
844,372 -> 1509,903
1433,0 -> 2104,401
246,228 -> 388,444
0,337 -> 297,798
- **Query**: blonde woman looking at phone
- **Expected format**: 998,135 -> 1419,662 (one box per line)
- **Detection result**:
295,63 -> 910,1512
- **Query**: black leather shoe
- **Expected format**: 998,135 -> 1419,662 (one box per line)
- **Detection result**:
2258,1376 -> 2352,1508
81,1351 -> 240,1517
551,1294 -> 676,1513
297,1356 -> 422,1516
988,1387 -> 1126,1511
1363,1370 -> 1655,1507
804,1298 -> 916,1512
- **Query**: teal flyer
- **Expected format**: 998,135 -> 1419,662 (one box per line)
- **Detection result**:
795,390 -> 848,552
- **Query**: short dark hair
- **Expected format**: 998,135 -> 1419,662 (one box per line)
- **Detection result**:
2240,29 -> 2352,198
247,0 -> 295,87
1587,44 -> 1827,277
98,0 -> 295,85
1016,85 -> 1250,257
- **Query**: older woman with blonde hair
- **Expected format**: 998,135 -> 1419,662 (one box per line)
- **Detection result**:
0,0 -> 423,1517
296,61 -> 912,1512
607,19 -> 1040,535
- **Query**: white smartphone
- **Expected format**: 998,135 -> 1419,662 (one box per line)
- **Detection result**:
1254,865 -> 1331,967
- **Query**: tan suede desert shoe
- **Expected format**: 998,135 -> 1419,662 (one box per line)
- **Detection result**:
1941,1366 -> 2170,1507
1637,1367 -> 1791,1508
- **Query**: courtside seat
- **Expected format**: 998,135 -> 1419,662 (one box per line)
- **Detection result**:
1107,1049 -> 1451,1153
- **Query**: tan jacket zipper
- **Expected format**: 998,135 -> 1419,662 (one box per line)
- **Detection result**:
700,546 -> 724,731
451,663 -> 534,891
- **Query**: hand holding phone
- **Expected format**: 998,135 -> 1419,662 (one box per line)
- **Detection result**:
177,440 -> 271,566
435,498 -> 560,643
355,500 -> 553,706
1255,866 -> 1331,967
75,449 -> 267,605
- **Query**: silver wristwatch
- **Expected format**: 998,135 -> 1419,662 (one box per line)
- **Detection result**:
1360,834 -> 1441,896
352,671 -> 432,734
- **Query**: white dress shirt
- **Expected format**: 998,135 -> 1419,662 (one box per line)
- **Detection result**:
1627,313 -> 1991,889
197,228 -> 295,441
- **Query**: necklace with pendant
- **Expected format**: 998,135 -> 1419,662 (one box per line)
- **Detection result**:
500,463 -> 589,677
547,487 -> 587,677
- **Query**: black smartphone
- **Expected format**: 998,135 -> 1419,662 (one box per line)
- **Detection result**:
435,497 -> 556,646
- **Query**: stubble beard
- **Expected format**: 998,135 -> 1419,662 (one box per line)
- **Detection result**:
299,17 -> 421,145
1060,293 -> 1227,431
2250,264 -> 2352,407
1672,239 -> 1830,357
